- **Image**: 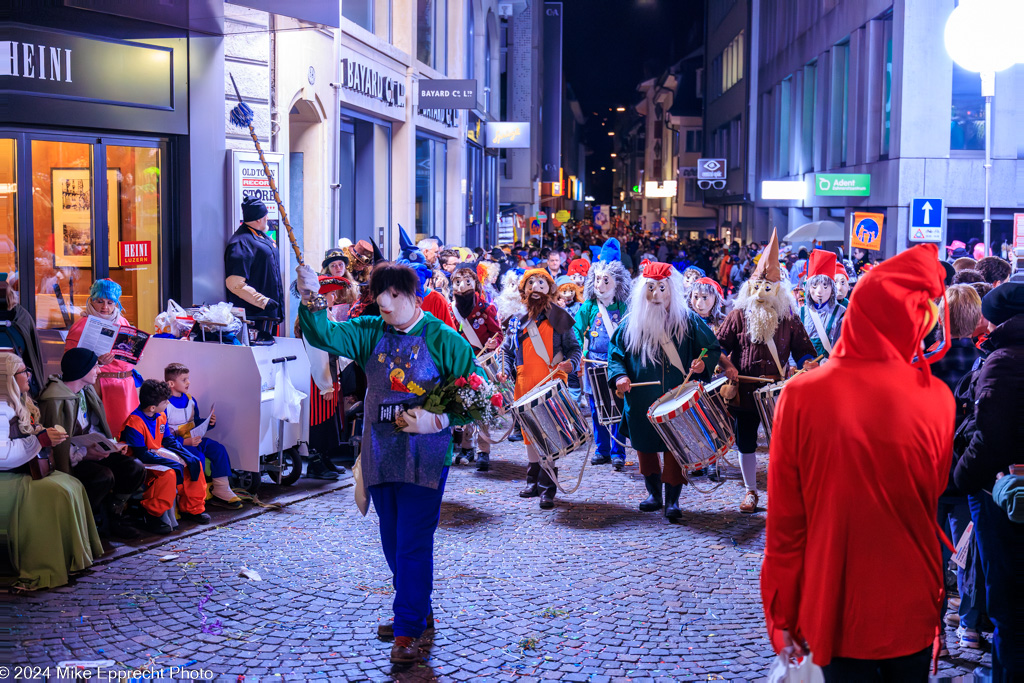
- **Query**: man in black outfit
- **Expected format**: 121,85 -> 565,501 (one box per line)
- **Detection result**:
225,196 -> 285,336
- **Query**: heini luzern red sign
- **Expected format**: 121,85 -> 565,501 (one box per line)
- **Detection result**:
120,241 -> 152,266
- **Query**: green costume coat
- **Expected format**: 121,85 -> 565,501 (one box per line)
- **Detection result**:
607,312 -> 721,452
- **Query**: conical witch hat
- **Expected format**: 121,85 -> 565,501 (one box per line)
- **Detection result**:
751,228 -> 782,282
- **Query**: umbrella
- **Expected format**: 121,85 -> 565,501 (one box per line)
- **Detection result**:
783,220 -> 845,243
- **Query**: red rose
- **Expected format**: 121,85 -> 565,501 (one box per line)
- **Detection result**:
469,374 -> 484,390
454,377 -> 468,388
490,393 -> 503,408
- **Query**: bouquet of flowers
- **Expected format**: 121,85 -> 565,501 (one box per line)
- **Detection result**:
395,373 -> 505,431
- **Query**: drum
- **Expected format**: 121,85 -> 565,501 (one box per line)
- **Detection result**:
647,381 -> 735,469
584,362 -> 623,427
703,375 -> 733,415
753,380 -> 787,444
511,379 -> 592,460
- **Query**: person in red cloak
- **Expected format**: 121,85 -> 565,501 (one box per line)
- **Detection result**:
761,243 -> 954,680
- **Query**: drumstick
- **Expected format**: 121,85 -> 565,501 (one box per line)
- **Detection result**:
581,358 -> 608,365
736,375 -> 776,383
681,348 -> 709,385
627,381 -> 662,387
789,354 -> 825,378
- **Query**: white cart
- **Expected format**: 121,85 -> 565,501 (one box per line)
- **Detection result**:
135,336 -> 311,493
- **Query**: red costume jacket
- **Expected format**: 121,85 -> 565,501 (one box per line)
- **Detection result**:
422,290 -> 457,330
452,293 -> 503,351
761,245 -> 953,666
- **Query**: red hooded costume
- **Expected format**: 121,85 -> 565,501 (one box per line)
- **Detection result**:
761,244 -> 954,667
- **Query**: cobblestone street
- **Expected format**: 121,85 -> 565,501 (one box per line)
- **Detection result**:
8,441 -> 986,682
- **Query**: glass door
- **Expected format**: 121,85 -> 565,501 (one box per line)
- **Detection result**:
31,139 -> 94,330
0,139 -> 16,289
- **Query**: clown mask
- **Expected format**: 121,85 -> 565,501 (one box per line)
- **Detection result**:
690,291 -> 715,319
644,279 -> 670,308
808,279 -> 834,306
525,275 -> 550,299
377,288 -> 418,329
451,271 -> 476,295
594,273 -> 615,303
835,274 -> 850,300
570,273 -> 586,288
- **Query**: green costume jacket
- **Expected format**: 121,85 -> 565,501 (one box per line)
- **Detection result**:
607,313 -> 721,452
37,377 -> 112,474
298,308 -> 481,467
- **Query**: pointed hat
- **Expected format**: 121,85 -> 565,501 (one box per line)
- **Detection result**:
807,249 -> 838,280
398,224 -> 424,264
750,228 -> 782,282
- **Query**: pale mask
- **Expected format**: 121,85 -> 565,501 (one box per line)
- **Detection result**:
682,270 -> 701,287
749,278 -> 778,304
835,275 -> 850,300
690,291 -> 714,318
451,272 -> 476,295
526,275 -> 550,297
377,288 -> 418,328
644,280 -> 670,307
809,279 -> 833,306
570,273 -> 585,287
594,273 -> 615,302
556,291 -> 576,308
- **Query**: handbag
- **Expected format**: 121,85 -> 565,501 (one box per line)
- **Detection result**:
767,651 -> 824,683
28,453 -> 54,480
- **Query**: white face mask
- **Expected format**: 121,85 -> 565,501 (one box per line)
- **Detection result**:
809,280 -> 833,306
835,276 -> 850,300
645,280 -> 670,307
682,271 -> 700,286
690,292 -> 714,318
594,274 -> 615,301
570,273 -> 586,287
377,289 -> 418,328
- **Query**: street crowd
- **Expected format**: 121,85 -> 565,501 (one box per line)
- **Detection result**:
2,195 -> 1021,682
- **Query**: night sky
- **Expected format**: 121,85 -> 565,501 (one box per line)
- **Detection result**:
562,0 -> 704,203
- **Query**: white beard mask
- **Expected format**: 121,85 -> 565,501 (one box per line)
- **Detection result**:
377,289 -> 418,329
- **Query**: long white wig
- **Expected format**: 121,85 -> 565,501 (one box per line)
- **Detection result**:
583,259 -> 631,304
622,269 -> 691,367
494,269 -> 527,322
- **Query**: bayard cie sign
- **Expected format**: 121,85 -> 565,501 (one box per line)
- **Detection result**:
339,57 -> 405,108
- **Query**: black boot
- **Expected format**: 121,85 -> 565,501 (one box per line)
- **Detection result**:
519,462 -> 541,497
476,451 -> 490,472
539,466 -> 558,509
663,483 -> 683,520
638,473 -> 662,512
706,458 -> 721,481
306,452 -> 340,480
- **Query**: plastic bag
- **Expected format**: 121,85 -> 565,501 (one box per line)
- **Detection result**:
272,364 -> 307,424
154,299 -> 192,337
767,651 -> 824,683
193,302 -> 243,335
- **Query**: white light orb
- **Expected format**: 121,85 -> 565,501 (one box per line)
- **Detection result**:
944,0 -> 1021,73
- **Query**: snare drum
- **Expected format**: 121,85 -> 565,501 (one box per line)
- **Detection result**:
702,375 -> 732,415
584,362 -> 623,427
647,381 -> 735,469
476,349 -> 515,414
511,379 -> 592,460
753,381 -> 787,444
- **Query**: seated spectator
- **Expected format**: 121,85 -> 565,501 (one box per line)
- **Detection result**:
38,348 -> 145,539
0,352 -> 104,591
163,363 -> 241,509
974,256 -> 1011,286
121,380 -> 210,533
952,268 -> 985,285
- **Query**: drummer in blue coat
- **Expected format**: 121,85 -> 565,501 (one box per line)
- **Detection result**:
608,260 -> 721,520
573,239 -> 631,470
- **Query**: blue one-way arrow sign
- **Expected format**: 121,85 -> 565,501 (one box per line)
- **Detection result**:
910,197 -> 943,242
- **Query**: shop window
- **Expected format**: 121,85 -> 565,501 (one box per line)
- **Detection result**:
417,0 -> 447,73
106,145 -> 162,332
343,0 -> 372,31
0,140 -> 16,290
951,62 -> 984,151
802,62 -> 816,172
415,136 -> 446,242
31,140 -> 94,330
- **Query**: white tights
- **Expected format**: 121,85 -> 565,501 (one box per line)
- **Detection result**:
740,452 -> 758,492
526,443 -> 540,463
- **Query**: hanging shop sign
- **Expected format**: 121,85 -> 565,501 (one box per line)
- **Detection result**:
815,173 -> 871,196
338,57 -> 405,108
231,150 -> 286,230
485,122 -> 531,148
417,79 -> 477,108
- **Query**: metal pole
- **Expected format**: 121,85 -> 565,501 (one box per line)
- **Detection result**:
981,71 -> 995,257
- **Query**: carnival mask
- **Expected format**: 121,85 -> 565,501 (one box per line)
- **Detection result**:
644,280 -> 670,307
570,273 -> 586,287
809,279 -> 833,306
835,275 -> 850,300
556,291 -> 576,308
377,288 -> 418,329
451,272 -> 476,295
594,274 -> 615,302
526,275 -> 550,297
682,270 -> 701,287
690,291 -> 714,318
749,278 -> 777,304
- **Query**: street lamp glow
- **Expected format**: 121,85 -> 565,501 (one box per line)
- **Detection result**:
943,0 -> 1020,73
610,153 -> 617,157
616,107 -> 626,112
608,131 -> 615,136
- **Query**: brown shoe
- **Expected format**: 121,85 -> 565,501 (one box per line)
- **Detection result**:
740,490 -> 758,513
390,636 -> 420,664
377,613 -> 435,641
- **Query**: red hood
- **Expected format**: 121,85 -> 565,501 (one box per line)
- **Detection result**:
833,244 -> 946,364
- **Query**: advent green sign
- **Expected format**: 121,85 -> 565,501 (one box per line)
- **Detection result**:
814,173 -> 871,196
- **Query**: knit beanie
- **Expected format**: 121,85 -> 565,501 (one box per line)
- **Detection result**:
241,195 -> 268,222
61,348 -> 99,382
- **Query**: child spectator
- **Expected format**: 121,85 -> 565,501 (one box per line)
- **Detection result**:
121,380 -> 210,531
163,363 -> 242,509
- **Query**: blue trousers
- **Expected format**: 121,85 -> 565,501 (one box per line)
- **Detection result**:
969,492 -> 1023,679
937,497 -> 982,629
368,467 -> 449,639
186,437 -> 232,479
589,395 -> 624,459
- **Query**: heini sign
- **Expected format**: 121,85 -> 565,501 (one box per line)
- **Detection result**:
0,40 -> 73,82
120,241 -> 152,266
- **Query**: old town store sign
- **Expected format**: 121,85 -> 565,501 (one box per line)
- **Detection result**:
339,57 -> 405,108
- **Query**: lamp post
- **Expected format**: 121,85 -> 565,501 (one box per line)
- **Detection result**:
944,0 -> 1021,256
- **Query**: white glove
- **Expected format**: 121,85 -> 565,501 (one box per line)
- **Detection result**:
296,264 -> 320,302
398,407 -> 449,434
